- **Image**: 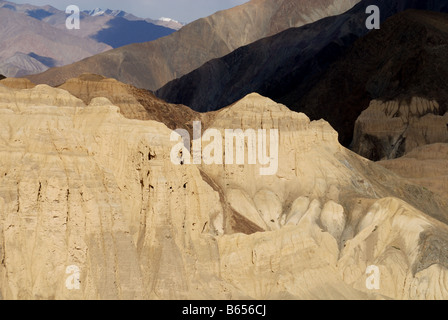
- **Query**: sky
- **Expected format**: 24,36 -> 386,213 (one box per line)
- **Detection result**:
9,0 -> 250,22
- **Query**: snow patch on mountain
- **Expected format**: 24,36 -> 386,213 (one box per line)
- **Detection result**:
159,17 -> 179,23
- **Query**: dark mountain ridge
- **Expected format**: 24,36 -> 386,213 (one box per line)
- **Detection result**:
156,0 -> 448,147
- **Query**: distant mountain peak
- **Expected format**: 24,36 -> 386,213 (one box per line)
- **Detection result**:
159,17 -> 179,23
0,2 -> 176,77
85,8 -> 104,16
82,8 -> 182,28
83,8 -> 127,17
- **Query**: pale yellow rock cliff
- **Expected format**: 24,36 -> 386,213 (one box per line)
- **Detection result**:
0,87 -> 447,300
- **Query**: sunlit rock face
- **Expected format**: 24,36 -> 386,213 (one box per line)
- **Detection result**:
0,85 -> 447,300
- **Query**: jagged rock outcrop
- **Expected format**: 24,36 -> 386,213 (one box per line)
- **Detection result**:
0,87 -> 447,300
0,83 -> 225,299
0,74 -> 201,134
378,143 -> 448,198
297,8 -> 448,149
197,93 -> 447,228
57,74 -> 200,133
353,98 -> 448,160
0,77 -> 35,89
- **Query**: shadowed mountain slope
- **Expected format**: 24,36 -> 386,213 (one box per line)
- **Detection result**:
27,0 -> 361,90
156,2 -> 448,149
90,18 -> 175,49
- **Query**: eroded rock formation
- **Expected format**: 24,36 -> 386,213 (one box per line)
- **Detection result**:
0,85 -> 447,300
353,98 -> 448,160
